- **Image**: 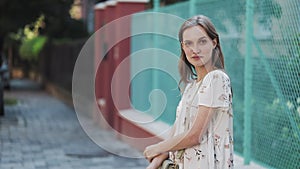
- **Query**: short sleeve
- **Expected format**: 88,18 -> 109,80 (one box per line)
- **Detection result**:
197,70 -> 232,108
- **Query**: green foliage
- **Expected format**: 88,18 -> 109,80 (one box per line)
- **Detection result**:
0,0 -> 74,36
23,15 -> 45,40
249,47 -> 300,168
194,0 -> 282,34
255,96 -> 300,169
1,0 -> 87,50
19,36 -> 47,61
227,55 -> 300,169
4,97 -> 18,106
17,14 -> 48,61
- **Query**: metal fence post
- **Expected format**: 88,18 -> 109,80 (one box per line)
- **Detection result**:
189,0 -> 196,16
244,0 -> 254,165
152,0 -> 160,117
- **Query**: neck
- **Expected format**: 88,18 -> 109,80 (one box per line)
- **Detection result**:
195,65 -> 214,82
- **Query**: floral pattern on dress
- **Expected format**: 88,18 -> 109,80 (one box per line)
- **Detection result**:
171,70 -> 234,169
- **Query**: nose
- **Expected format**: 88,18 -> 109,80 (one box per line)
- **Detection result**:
190,46 -> 200,54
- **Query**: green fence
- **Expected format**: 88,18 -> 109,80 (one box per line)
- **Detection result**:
131,0 -> 300,168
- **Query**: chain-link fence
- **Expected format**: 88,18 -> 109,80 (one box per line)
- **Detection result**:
131,0 -> 299,168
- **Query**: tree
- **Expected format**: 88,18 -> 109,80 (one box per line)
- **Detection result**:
0,0 -> 89,55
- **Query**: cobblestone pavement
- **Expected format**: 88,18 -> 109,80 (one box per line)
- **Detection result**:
0,79 -> 148,169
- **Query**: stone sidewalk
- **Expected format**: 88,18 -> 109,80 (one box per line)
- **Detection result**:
0,79 -> 266,169
0,79 -> 148,169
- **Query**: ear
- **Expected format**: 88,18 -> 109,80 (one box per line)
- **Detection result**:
212,38 -> 217,48
180,42 -> 184,49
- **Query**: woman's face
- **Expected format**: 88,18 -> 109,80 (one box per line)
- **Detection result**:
181,25 -> 216,68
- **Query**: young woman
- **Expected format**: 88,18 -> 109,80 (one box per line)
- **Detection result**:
143,15 -> 234,169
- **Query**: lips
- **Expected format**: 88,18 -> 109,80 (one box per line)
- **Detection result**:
191,55 -> 202,59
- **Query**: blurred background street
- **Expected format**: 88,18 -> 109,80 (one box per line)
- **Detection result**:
0,79 -> 148,169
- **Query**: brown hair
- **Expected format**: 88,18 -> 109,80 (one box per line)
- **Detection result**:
178,15 -> 225,88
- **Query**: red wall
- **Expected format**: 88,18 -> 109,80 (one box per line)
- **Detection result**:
94,1 -> 160,150
94,5 -> 109,128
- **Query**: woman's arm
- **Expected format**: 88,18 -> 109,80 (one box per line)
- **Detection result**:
144,105 -> 214,160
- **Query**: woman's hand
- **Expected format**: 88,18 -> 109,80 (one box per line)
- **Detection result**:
146,157 -> 162,169
146,153 -> 168,169
143,144 -> 161,162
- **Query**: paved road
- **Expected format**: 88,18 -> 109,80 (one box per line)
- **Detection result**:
0,79 -> 148,169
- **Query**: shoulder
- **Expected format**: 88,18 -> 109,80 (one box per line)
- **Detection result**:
202,70 -> 230,87
205,69 -> 230,81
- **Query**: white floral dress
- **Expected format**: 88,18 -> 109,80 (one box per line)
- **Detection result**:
170,70 -> 234,169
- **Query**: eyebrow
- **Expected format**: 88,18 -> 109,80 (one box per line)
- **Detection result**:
183,36 -> 207,42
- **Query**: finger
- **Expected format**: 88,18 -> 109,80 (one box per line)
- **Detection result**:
145,156 -> 151,162
148,155 -> 156,163
143,151 -> 148,158
146,155 -> 154,163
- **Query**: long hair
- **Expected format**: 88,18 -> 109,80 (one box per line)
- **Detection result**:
178,15 -> 225,89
